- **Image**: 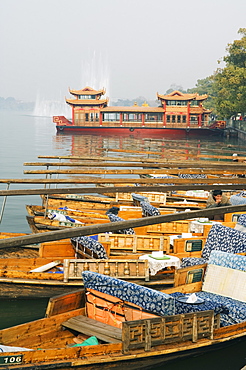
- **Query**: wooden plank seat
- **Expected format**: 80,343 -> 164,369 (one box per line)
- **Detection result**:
62,315 -> 122,343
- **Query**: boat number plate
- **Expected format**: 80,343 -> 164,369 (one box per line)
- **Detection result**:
0,354 -> 23,365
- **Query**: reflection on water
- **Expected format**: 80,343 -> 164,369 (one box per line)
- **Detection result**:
0,298 -> 49,330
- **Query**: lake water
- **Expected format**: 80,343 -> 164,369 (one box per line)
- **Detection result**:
0,110 -> 245,369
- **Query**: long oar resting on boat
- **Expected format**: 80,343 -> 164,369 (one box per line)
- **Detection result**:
0,250 -> 245,370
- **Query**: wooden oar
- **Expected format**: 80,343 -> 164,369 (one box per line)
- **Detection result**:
0,178 -> 246,184
1,204 -> 246,248
0,184 -> 246,197
23,160 -> 246,169
33,154 -> 246,164
23,168 -> 244,175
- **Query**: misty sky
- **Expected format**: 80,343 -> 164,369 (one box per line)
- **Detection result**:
0,0 -> 245,104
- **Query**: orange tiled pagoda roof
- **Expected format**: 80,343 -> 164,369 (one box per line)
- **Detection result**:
157,90 -> 208,101
69,86 -> 106,96
66,98 -> 108,107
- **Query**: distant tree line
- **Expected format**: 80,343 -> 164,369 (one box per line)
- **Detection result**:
0,97 -> 34,111
187,28 -> 246,120
113,28 -> 245,120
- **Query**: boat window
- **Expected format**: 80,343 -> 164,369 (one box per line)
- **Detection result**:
190,100 -> 199,106
78,95 -> 96,99
166,100 -> 187,106
103,113 -> 120,121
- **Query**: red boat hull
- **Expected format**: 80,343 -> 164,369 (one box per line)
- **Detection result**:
56,125 -> 223,137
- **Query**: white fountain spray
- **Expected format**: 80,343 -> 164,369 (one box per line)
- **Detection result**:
80,51 -> 110,102
33,52 -> 110,117
33,92 -> 71,118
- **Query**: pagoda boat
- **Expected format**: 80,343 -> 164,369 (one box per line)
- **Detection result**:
53,87 -> 226,136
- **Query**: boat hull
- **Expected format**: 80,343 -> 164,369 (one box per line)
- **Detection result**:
56,125 -> 224,137
0,335 -> 244,370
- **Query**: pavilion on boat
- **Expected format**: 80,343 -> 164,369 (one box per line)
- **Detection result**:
64,87 -> 211,129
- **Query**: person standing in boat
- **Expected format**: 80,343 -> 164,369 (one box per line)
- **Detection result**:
206,190 -> 231,220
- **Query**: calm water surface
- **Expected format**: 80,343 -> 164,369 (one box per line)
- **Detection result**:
0,111 -> 245,369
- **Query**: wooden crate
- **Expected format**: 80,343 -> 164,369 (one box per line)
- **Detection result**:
63,258 -> 149,282
98,234 -> 170,254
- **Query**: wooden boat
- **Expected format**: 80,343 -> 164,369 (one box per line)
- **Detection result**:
0,228 -> 199,298
25,204 -> 179,233
0,214 -> 240,299
0,250 -> 245,369
40,192 -> 204,212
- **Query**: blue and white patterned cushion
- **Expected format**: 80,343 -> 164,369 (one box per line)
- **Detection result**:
180,257 -> 206,268
197,292 -> 246,326
170,291 -> 246,327
208,250 -> 246,272
202,224 -> 246,260
71,236 -> 108,259
237,214 -> 246,227
106,213 -> 135,234
170,292 -> 228,317
82,271 -> 175,316
140,201 -> 161,217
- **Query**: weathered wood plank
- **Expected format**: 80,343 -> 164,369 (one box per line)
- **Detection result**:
63,259 -> 149,282
1,183 -> 246,197
62,315 -> 122,343
23,168 -> 244,175
46,290 -> 85,317
0,177 -> 246,184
